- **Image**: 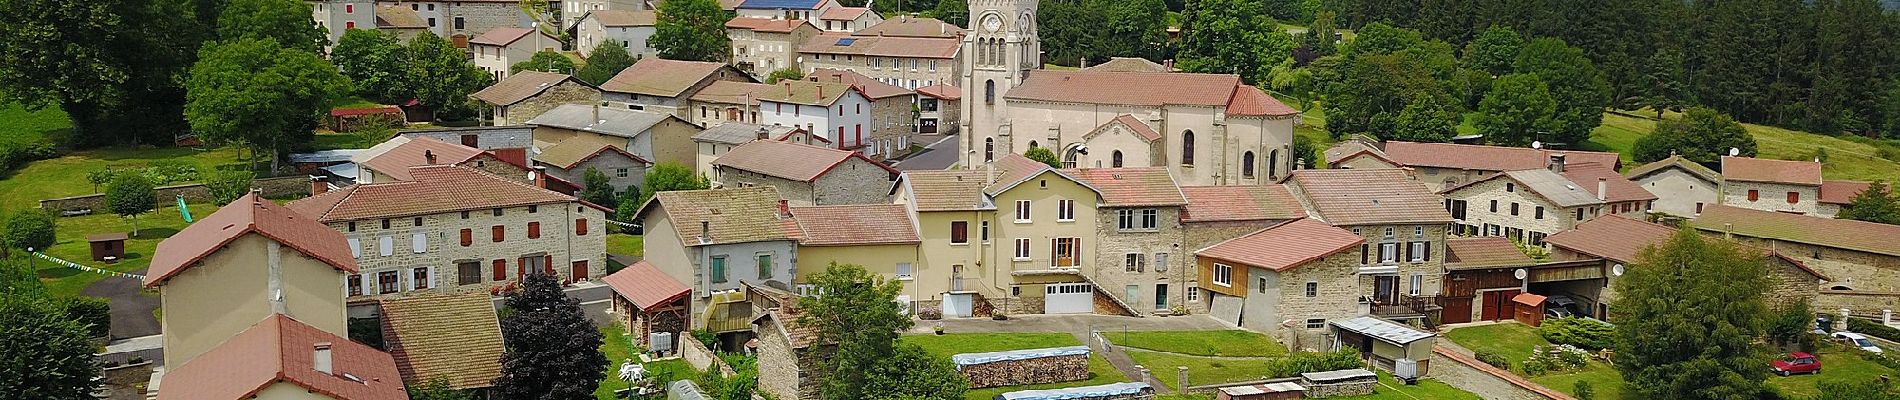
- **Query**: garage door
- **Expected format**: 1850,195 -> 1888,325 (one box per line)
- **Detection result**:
1045,283 -> 1094,314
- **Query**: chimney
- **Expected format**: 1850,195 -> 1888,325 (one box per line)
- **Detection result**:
784,81 -> 792,98
699,220 -> 711,243
757,126 -> 771,140
424,150 -> 437,165
309,175 -> 328,195
1163,59 -> 1175,71
533,165 -> 548,188
592,104 -> 600,123
1548,153 -> 1566,173
1596,177 -> 1607,201
777,199 -> 790,217
313,343 -> 334,375
817,85 -> 824,100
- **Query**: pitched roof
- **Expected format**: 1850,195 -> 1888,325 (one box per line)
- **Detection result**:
712,140 -> 897,182
469,27 -> 540,46
1005,70 -> 1294,117
1721,156 -> 1823,186
378,293 -> 505,389
1197,219 -> 1364,271
688,80 -> 774,105
1624,154 -> 1719,183
1287,169 -> 1453,226
288,166 -> 587,222
1225,85 -> 1300,117
984,154 -> 1090,195
790,204 -> 920,245
534,139 -> 648,169
692,122 -> 798,144
724,16 -> 813,33
1084,115 -> 1162,143
798,33 -> 960,59
754,309 -> 821,349
1560,162 -> 1656,203
145,194 -> 356,287
526,103 -> 673,138
361,136 -> 486,181
1543,214 -> 1675,263
471,71 -> 586,106
1059,167 -> 1185,207
754,80 -> 858,106
1380,142 -> 1622,172
736,0 -> 825,10
853,16 -> 960,38
157,314 -> 406,400
1322,137 -> 1394,166
1443,237 -> 1535,269
817,6 -> 870,20
1452,168 -> 1601,207
589,9 -> 656,27
1179,185 -> 1308,222
602,260 -> 692,309
601,58 -> 734,97
1691,205 -> 1900,257
897,170 -> 990,211
1820,180 -> 1874,205
1084,57 -> 1169,73
376,5 -> 427,29
638,187 -> 803,246
915,83 -> 961,100
808,68 -> 913,99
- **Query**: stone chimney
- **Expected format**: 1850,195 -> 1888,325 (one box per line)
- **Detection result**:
1548,153 -> 1566,173
757,126 -> 771,140
313,342 -> 334,375
777,199 -> 790,218
309,175 -> 328,195
699,221 -> 711,244
424,150 -> 437,165
1596,177 -> 1607,201
533,165 -> 548,188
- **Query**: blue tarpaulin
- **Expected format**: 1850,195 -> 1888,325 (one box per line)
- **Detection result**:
996,382 -> 1151,400
951,345 -> 1090,367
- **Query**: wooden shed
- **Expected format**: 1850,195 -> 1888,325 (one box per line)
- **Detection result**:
1511,292 -> 1547,327
86,232 -> 127,262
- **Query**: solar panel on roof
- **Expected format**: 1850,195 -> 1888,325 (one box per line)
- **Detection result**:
835,37 -> 856,46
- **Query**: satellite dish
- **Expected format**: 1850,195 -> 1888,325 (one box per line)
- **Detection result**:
1513,268 -> 1528,280
1531,141 -> 1543,149
1612,264 -> 1625,276
1729,147 -> 1741,156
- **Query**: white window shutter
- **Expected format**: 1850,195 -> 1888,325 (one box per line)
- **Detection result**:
379,236 -> 394,256
412,233 -> 427,253
347,238 -> 361,258
429,267 -> 438,289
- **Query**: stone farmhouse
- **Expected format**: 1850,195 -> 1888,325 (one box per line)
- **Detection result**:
1691,205 -> 1900,311
470,71 -> 603,126
601,58 -> 757,117
726,17 -> 821,76
1063,167 -> 1189,316
1716,156 -> 1872,217
376,0 -> 530,39
1195,218 -> 1366,349
1623,154 -> 1721,217
1439,156 -> 1657,245
532,136 -> 651,194
526,103 -> 702,167
469,27 -> 560,80
1547,214 -> 1829,315
797,17 -> 963,90
1281,169 -> 1454,326
691,122 -> 802,175
288,165 -> 610,305
916,83 -> 961,134
815,6 -> 879,32
1324,137 -> 1625,192
687,81 -> 774,128
710,140 -> 899,206
575,10 -> 658,58
374,5 -> 430,40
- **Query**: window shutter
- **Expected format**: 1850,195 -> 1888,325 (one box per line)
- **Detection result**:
577,219 -> 589,236
1401,242 -> 1410,262
1423,243 -> 1432,261
544,255 -> 555,276
348,238 -> 361,258
528,222 -> 541,239
492,225 -> 504,242
518,257 -> 528,279
460,229 -> 472,246
378,236 -> 394,256
1361,244 -> 1370,264
493,259 -> 506,281
412,233 -> 427,253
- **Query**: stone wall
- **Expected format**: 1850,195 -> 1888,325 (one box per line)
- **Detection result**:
1722,181 -> 1819,215
547,152 -> 647,194
335,202 -> 608,301
500,80 -> 603,125
1445,177 -> 1580,240
1302,380 -> 1375,398
810,156 -> 895,205
1270,253 -> 1363,351
718,168 -> 816,205
680,333 -> 723,374
1723,235 -> 1900,293
448,2 -> 526,37
958,353 -> 1091,388
1093,207 -> 1189,315
39,176 -> 311,212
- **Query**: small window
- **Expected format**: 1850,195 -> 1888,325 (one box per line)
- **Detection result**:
1510,202 -> 1520,216
710,256 -> 728,283
528,205 -> 538,213
347,274 -> 363,296
950,221 -> 968,244
1241,151 -> 1256,178
576,219 -> 589,236
1505,182 -> 1515,192
1535,206 -> 1545,219
347,221 -> 357,232
1013,238 -> 1031,260
1056,199 -> 1074,221
1305,319 -> 1326,329
979,221 -> 990,242
461,211 -> 470,219
1748,189 -> 1760,202
1490,200 -> 1498,212
1305,282 -> 1318,297
1409,274 -> 1423,296
381,219 -> 391,229
493,208 -> 503,216
1409,242 -> 1426,262
1787,191 -> 1800,204
896,263 -> 914,279
1257,277 -> 1267,294
459,229 -> 472,246
1212,263 -> 1233,286
412,267 -> 431,290
1187,286 -> 1200,302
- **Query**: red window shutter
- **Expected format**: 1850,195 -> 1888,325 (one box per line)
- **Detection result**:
1787,191 -> 1799,204
518,257 -> 527,279
528,222 -> 541,239
492,259 -> 506,281
460,229 -> 472,246
1748,190 -> 1760,201
492,225 -> 504,242
544,255 -> 555,276
577,219 -> 589,236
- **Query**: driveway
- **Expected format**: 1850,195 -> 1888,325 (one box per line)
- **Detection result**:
81,268 -> 160,340
893,133 -> 960,171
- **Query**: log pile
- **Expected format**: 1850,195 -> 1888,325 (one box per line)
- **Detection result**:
959,353 -> 1091,388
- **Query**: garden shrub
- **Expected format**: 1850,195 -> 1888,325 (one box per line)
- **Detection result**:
60,296 -> 111,338
1522,345 -> 1589,376
1475,350 -> 1511,370
1848,318 -> 1900,343
1538,317 -> 1615,350
1268,350 -> 1365,378
1574,380 -> 1595,400
0,140 -> 58,172
203,170 -> 254,205
5,209 -> 56,251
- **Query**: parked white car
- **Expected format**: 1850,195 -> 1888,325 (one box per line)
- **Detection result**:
1832,332 -> 1885,354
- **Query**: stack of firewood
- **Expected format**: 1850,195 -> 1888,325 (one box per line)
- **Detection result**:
960,354 -> 1091,388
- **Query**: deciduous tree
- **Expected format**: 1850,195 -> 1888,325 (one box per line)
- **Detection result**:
1514,37 -> 1608,147
1612,228 -> 1773,400
4,209 -> 56,252
0,0 -> 200,145
637,162 -> 708,206
493,273 -> 607,399
1177,0 -> 1292,84
930,0 -> 969,27
186,38 -> 350,171
0,294 -> 98,399
1023,147 -> 1060,168
650,0 -> 731,62
1392,93 -> 1458,143
1630,107 -> 1756,165
216,0 -> 328,53
405,32 -> 493,120
104,173 -> 155,236
1460,25 -> 1520,76
578,167 -> 617,207
1838,182 -> 1900,225
510,49 -> 576,74
1473,73 -> 1556,147
333,29 -> 409,101
801,263 -> 966,400
576,41 -> 635,85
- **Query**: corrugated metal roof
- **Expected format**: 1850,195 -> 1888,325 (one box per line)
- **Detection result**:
526,104 -> 671,138
997,382 -> 1150,400
951,346 -> 1090,366
1328,317 -> 1434,345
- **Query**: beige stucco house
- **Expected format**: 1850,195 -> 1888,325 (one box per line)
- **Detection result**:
469,27 -> 560,80
798,18 -> 962,90
790,204 -> 924,305
527,103 -> 704,167
688,80 -> 774,128
815,6 -> 878,32
1624,154 -> 1721,217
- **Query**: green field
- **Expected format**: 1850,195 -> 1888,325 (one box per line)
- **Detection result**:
1124,350 -> 1275,390
903,332 -> 1130,400
1109,329 -> 1288,357
0,102 -> 72,145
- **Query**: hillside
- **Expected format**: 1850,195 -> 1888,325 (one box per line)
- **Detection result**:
1584,111 -> 1900,183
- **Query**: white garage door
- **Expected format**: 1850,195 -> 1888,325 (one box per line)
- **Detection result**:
1045,283 -> 1095,314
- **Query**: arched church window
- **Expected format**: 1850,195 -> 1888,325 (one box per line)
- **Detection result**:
985,137 -> 995,162
1181,130 -> 1195,166
1111,150 -> 1123,168
1242,151 -> 1255,178
985,80 -> 995,104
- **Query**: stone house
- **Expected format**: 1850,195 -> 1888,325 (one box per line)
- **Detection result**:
1440,157 -> 1656,245
1063,167 -> 1189,315
1196,218 -> 1365,350
1548,213 -> 1830,313
733,0 -> 839,21
374,5 -> 431,40
788,204 -> 923,303
1322,138 -> 1624,192
815,6 -> 878,32
1284,169 -> 1454,325
687,81 -> 774,128
1177,184 -> 1308,314
470,71 -> 603,126
752,307 -> 830,400
726,17 -> 821,76
1719,156 -> 1824,215
755,80 -> 874,152
1624,154 -> 1721,217
711,140 -> 898,205
691,122 -> 800,175
353,136 -> 528,184
575,10 -> 657,57
800,27 -> 961,90
469,27 -> 560,80
560,0 -> 645,30
601,260 -> 692,347
915,83 -> 960,135
1690,205 -> 1900,311
287,165 -> 610,305
806,68 -> 915,158
526,103 -> 703,167
601,57 -> 757,117
532,138 -> 650,194
376,0 -> 529,39
632,187 -> 801,332
1819,180 -> 1873,217
309,0 -> 376,46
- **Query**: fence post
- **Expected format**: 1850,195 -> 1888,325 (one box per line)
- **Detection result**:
1177,366 -> 1188,392
1884,309 -> 1892,325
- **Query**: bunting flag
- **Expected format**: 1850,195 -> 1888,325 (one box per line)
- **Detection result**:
31,251 -> 145,280
605,219 -> 637,228
177,194 -> 193,223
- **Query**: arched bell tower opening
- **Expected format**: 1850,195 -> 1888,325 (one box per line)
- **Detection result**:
962,0 -> 1040,167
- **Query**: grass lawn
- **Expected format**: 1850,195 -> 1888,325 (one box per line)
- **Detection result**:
36,204 -> 205,298
0,145 -> 244,212
596,323 -> 697,400
607,233 -> 643,257
1766,343 -> 1898,398
0,101 -> 72,145
1443,323 -> 1625,399
902,333 -> 1129,400
1584,112 -> 1900,182
1123,350 -> 1275,390
1108,329 -> 1287,357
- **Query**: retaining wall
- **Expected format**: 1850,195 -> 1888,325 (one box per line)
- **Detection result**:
39,176 -> 311,212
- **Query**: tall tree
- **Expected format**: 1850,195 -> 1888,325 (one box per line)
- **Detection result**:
332,29 -> 409,101
186,38 -> 351,170
4,209 -> 57,252
1460,25 -> 1521,76
1094,0 -> 1169,61
1392,92 -> 1458,143
576,41 -> 636,85
578,167 -> 617,207
1837,182 -> 1900,225
0,0 -> 200,146
1036,0 -> 1107,67
1177,0 -> 1293,84
104,173 -> 155,236
931,0 -> 969,27
404,32 -> 493,120
0,293 -> 99,399
1801,0 -> 1893,135
493,273 -> 607,399
1630,107 -> 1756,165
1473,73 -> 1556,147
636,162 -> 709,206
1513,37 -> 1607,147
1634,48 -> 1690,119
510,49 -> 577,74
1612,228 -> 1774,400
800,263 -> 965,400
650,0 -> 732,62
216,0 -> 328,52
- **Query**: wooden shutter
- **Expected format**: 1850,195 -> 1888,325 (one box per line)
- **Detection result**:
1361,244 -> 1370,264
492,259 -> 506,281
1423,243 -> 1432,261
528,222 -> 541,239
460,229 -> 472,246
577,219 -> 588,236
518,257 -> 528,279
544,255 -> 555,276
492,225 -> 504,242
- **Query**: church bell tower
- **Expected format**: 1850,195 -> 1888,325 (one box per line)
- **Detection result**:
960,0 -> 1038,167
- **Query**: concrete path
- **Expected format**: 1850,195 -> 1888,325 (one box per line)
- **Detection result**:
101,335 -> 164,354
81,267 -> 161,340
893,133 -> 960,171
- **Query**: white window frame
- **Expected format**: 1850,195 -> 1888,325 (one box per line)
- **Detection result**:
896,263 -> 914,280
979,221 -> 990,243
1305,281 -> 1318,297
1186,285 -> 1199,302
1116,209 -> 1136,230
1408,273 -> 1423,296
1057,199 -> 1075,222
1213,263 -> 1233,287
1013,238 -> 1031,260
1408,242 -> 1426,262
1140,209 -> 1158,229
1014,200 -> 1032,223
1379,242 -> 1398,263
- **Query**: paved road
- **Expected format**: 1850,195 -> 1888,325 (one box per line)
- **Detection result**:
893,133 -> 960,171
81,267 -> 161,340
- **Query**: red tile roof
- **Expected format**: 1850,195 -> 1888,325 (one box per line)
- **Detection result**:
1544,214 -> 1677,263
145,193 -> 356,287
158,314 -> 406,400
602,260 -> 691,309
1086,115 -> 1162,143
853,16 -> 960,38
469,27 -> 543,46
590,9 -> 656,27
288,165 -> 593,222
1197,219 -> 1364,271
1179,185 -> 1307,222
790,204 -> 920,245
712,140 -> 898,182
798,33 -> 961,59
361,137 -> 486,181
1443,237 -> 1535,269
724,16 -> 813,33
817,6 -> 869,20
1059,167 -> 1185,206
1287,169 -> 1454,226
1225,85 -> 1300,117
1381,142 -> 1622,172
915,83 -> 961,100
1721,156 -> 1823,186
1820,180 -> 1874,205
377,294 -> 505,389
1006,70 -> 1268,111
1691,204 -> 1900,257
808,68 -> 913,99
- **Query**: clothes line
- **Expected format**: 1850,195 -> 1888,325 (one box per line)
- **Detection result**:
32,251 -> 144,280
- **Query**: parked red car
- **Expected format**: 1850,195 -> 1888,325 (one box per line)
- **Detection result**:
1772,352 -> 1821,376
